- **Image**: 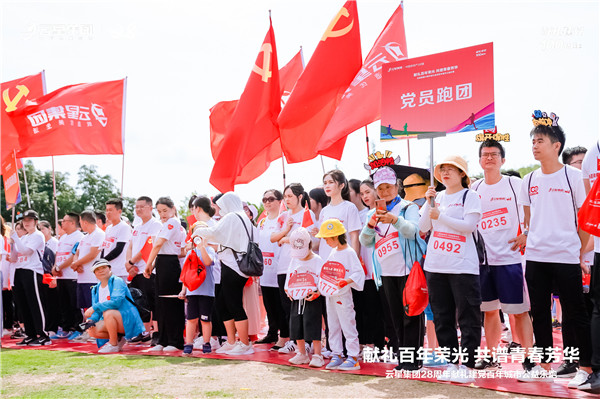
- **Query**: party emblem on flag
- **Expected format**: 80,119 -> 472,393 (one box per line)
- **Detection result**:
364,150 -> 401,173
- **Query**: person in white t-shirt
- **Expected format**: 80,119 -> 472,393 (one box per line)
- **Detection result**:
360,167 -> 426,371
255,189 -> 287,349
51,212 -> 84,339
143,197 -> 185,352
317,218 -> 365,371
516,114 -> 592,386
471,140 -> 534,372
9,210 -> 49,346
581,141 -> 600,392
101,199 -> 132,281
126,196 -> 162,344
71,211 -> 105,316
38,220 -> 60,335
419,155 -> 482,383
270,183 -> 317,354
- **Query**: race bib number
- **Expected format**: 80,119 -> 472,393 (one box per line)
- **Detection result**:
480,208 -> 509,232
56,251 -> 70,266
101,237 -> 115,249
318,261 -> 346,297
375,231 -> 401,261
262,252 -> 274,267
430,231 -> 466,258
17,253 -> 28,264
287,271 -> 318,300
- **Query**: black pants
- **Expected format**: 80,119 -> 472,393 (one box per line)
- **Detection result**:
216,264 -> 248,322
211,283 -> 226,337
41,284 -> 60,333
130,273 -> 155,323
353,280 -> 386,348
3,289 -> 16,328
591,254 -> 600,372
277,274 -> 291,338
13,269 -> 47,339
154,255 -> 185,348
379,282 -> 397,351
526,260 -> 592,367
56,279 -> 81,332
382,275 -> 425,366
426,272 -> 481,368
262,285 -> 284,337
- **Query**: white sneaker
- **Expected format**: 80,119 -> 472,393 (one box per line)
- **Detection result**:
193,336 -> 205,350
278,340 -> 297,354
321,349 -> 332,359
216,341 -> 236,354
163,345 -> 179,352
117,336 -> 127,350
568,369 -> 590,389
309,354 -> 325,368
98,343 -> 120,354
210,337 -> 221,350
2,329 -> 12,337
448,365 -> 475,384
70,331 -> 90,342
226,341 -> 254,356
305,342 -> 312,354
148,344 -> 164,352
289,352 -> 310,365
437,364 -> 459,382
518,365 -> 554,382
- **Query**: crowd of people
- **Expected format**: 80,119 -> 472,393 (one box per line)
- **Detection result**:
1,118 -> 599,394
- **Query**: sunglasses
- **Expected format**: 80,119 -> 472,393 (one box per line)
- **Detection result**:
262,196 -> 277,204
403,183 -> 426,188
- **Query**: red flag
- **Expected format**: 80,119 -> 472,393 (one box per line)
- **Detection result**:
1,72 -> 46,165
279,199 -> 287,215
140,237 -> 153,263
2,150 -> 22,210
301,203 -> 313,228
209,50 -> 303,185
317,2 -> 408,156
209,19 -> 281,193
278,0 -> 362,163
10,79 -> 126,158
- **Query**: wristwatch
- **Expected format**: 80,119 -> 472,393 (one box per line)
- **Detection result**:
523,230 -> 529,236
128,260 -> 135,266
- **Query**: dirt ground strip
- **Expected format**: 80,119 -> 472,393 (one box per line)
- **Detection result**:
2,353 -> 557,399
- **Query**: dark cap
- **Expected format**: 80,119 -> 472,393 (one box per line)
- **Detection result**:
22,210 -> 39,220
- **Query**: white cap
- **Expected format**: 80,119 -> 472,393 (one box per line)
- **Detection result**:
290,227 -> 311,259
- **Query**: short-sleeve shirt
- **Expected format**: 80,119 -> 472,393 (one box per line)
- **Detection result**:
519,166 -> 586,264
582,142 -> 600,252
77,227 -> 105,283
101,221 -> 132,277
258,216 -> 280,288
56,230 -> 84,280
318,201 -> 362,260
157,217 -> 183,255
276,209 -> 316,275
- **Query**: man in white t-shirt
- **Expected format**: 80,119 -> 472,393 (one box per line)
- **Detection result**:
581,141 -> 600,393
472,140 -> 534,371
126,196 -> 162,343
51,212 -> 84,339
101,199 -> 132,280
71,211 -> 105,313
516,113 -> 592,386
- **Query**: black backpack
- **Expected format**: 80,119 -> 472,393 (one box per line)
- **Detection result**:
461,190 -> 488,266
231,214 -> 264,277
126,287 -> 151,322
40,245 -> 56,274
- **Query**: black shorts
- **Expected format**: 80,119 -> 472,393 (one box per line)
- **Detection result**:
289,296 -> 324,342
186,295 -> 214,322
76,283 -> 95,309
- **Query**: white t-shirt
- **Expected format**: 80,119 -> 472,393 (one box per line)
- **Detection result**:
473,176 -> 524,266
14,230 -> 45,274
276,209 -> 316,275
319,246 -> 365,297
284,254 -> 323,300
421,189 -> 482,275
130,218 -> 162,273
318,201 -> 362,260
359,209 -> 374,280
101,221 -> 132,277
157,217 -> 183,255
373,202 -> 408,277
98,284 -> 110,303
46,236 -> 59,253
56,230 -> 84,280
582,142 -> 600,252
519,166 -> 586,264
258,216 -> 281,288
77,227 -> 105,283
0,236 -> 9,289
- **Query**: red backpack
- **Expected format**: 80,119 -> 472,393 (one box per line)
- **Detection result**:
180,250 -> 206,291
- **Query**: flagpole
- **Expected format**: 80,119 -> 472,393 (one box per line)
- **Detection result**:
429,138 -> 435,207
20,162 -> 31,208
52,156 -> 59,230
11,207 -> 15,226
281,154 -> 287,189
407,138 -> 412,166
320,155 -> 326,174
121,154 -> 125,197
364,126 -> 370,159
